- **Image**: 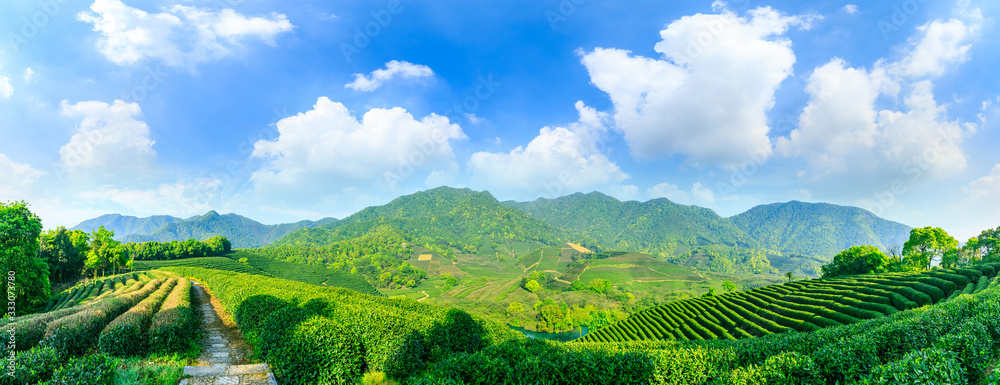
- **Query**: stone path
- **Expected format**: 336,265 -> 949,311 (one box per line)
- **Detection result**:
180,281 -> 278,385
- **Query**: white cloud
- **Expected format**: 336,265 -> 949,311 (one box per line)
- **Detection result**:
778,5 -> 980,180
58,100 -> 158,183
468,101 -> 630,199
893,16 -> 981,78
23,68 -> 35,84
580,4 -> 816,167
77,180 -> 220,217
843,4 -> 859,14
0,75 -> 12,98
345,61 -> 434,92
647,182 -> 715,205
251,97 -> 465,198
0,154 -> 45,198
78,0 -> 293,68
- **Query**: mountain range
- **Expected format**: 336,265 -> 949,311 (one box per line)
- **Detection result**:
72,211 -> 337,248
73,186 -> 913,265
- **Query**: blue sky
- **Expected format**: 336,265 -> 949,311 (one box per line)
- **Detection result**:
0,0 -> 998,241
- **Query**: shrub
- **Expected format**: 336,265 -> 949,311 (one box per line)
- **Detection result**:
268,316 -> 365,385
0,346 -> 61,384
48,354 -> 116,385
936,320 -> 993,382
99,278 -> 177,357
858,348 -> 966,385
720,352 -> 818,385
148,278 -> 196,353
41,279 -> 162,357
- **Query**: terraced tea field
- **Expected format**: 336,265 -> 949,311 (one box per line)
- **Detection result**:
230,250 -> 382,296
579,263 -> 1000,342
132,257 -> 271,276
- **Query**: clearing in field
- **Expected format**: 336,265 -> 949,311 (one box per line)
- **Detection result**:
418,254 -> 433,261
567,242 -> 592,253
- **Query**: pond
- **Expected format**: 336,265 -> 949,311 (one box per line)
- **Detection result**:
509,325 -> 590,342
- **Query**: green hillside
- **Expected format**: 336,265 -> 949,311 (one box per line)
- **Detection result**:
579,263 -> 1000,343
72,214 -> 183,237
275,187 -> 581,258
120,210 -> 337,248
504,192 -> 756,257
730,200 -> 912,259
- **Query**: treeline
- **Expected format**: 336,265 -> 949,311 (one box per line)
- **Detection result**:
823,225 -> 1000,277
123,236 -> 231,261
249,225 -> 426,289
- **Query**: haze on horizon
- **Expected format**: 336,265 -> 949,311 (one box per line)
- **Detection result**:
1,0 -> 998,240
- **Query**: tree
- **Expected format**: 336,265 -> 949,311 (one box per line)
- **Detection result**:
785,272 -> 794,283
821,245 -> 892,278
506,301 -> 524,316
722,280 -> 737,293
85,226 -> 126,277
701,288 -> 717,297
525,279 -> 541,293
37,227 -> 89,283
902,227 -> 958,269
588,279 -> 610,294
0,201 -> 50,314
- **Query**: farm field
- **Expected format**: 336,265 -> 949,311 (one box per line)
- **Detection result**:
0,271 -> 198,383
579,263 -> 1000,343
132,257 -> 270,276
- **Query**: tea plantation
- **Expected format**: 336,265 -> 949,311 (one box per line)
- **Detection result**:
579,263 -> 1000,343
132,256 -> 271,276
150,264 -> 1000,384
0,272 -> 198,383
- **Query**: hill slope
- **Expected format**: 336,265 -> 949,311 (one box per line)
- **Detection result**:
72,214 -> 183,237
504,192 -> 757,257
730,201 -> 912,258
74,211 -> 338,248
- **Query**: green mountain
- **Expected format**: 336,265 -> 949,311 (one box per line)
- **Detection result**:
77,211 -> 338,248
72,214 -> 183,237
729,201 -> 912,258
503,192 -> 757,257
274,186 -> 579,254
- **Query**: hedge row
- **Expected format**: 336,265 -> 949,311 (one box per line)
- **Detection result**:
161,266 -> 521,384
148,278 -> 196,353
39,279 -> 163,357
98,278 -> 178,357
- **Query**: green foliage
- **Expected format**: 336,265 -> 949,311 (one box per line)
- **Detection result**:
821,245 -> 892,277
48,353 -> 116,385
269,315 -> 366,384
99,278 -> 177,357
903,226 -> 959,269
228,251 -> 380,295
117,210 -> 337,248
859,348 -> 967,385
37,227 -> 90,284
0,200 -> 50,314
148,278 -> 196,353
132,256 -> 269,276
524,279 -> 540,293
0,346 -> 61,384
589,278 -> 611,294
122,236 -> 232,261
85,226 -> 129,277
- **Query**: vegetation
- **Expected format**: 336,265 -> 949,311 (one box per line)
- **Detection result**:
229,250 -> 381,296
117,210 -> 337,248
578,263 -> 999,343
0,201 -> 51,315
820,245 -> 893,277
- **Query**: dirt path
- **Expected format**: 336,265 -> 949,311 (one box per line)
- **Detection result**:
180,281 -> 277,385
417,290 -> 430,302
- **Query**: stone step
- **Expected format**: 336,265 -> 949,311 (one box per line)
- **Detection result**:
180,364 -> 278,385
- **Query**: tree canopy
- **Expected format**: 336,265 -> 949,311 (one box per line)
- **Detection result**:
0,201 -> 50,314
902,226 -> 958,269
821,245 -> 892,278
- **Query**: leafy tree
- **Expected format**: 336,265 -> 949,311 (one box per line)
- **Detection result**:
785,272 -> 794,283
821,245 -> 892,277
37,227 -> 89,283
902,227 -> 958,269
965,227 -> 999,262
588,279 -> 610,294
569,279 -> 586,291
0,201 -> 50,314
506,301 -> 524,316
524,279 -> 541,293
722,280 -> 737,293
701,288 -> 717,297
85,226 -> 127,277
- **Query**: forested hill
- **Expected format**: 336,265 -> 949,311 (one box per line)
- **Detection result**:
505,192 -> 912,261
74,211 -> 337,248
503,192 -> 757,258
730,201 -> 912,258
72,214 -> 183,238
272,186 -> 582,254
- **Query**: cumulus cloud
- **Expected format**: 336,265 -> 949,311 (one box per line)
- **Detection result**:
251,97 -> 465,198
58,100 -> 158,182
0,75 -> 12,98
77,180 -> 220,217
77,0 -> 293,68
777,7 -> 980,179
345,61 -> 434,92
580,4 -> 816,167
647,182 -> 715,205
468,101 -> 630,200
0,154 -> 45,198
23,68 -> 35,83
843,4 -> 859,14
